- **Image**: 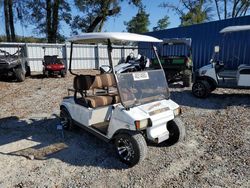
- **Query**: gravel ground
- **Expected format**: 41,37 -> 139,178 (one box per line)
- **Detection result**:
0,71 -> 249,188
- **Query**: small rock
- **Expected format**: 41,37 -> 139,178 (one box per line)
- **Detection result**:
28,155 -> 35,160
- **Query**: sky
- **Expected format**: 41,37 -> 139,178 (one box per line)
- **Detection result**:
0,0 -> 181,38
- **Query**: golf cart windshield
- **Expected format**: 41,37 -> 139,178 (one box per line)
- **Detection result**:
117,69 -> 169,108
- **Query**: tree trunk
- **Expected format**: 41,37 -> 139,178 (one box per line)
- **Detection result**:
87,16 -> 104,32
224,0 -> 227,19
87,7 -> 120,33
51,0 -> 60,43
214,0 -> 221,20
8,0 -> 16,42
235,2 -> 247,17
46,0 -> 53,43
242,4 -> 249,16
4,0 -> 10,42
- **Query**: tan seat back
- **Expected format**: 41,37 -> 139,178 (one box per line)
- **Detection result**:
73,73 -> 116,92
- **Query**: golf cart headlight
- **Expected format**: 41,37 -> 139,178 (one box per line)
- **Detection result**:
135,119 -> 149,130
174,107 -> 182,116
201,70 -> 207,75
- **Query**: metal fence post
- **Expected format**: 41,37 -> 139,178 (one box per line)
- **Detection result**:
95,44 -> 100,69
121,46 -> 125,61
64,43 -> 68,71
25,43 -> 30,68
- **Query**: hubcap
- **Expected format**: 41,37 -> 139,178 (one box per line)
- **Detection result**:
60,112 -> 69,128
117,138 -> 135,162
193,82 -> 205,97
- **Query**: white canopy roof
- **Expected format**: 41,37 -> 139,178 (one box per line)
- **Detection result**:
67,32 -> 162,43
220,25 -> 250,33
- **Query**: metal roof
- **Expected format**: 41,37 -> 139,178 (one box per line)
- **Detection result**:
67,32 -> 163,43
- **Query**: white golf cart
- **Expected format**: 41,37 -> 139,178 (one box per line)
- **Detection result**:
192,25 -> 250,98
60,32 -> 185,166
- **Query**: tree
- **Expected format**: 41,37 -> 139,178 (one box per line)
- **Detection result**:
153,16 -> 170,31
25,0 -> 71,43
180,1 -> 213,26
124,7 -> 150,33
214,0 -> 250,20
3,0 -> 16,42
72,0 -> 142,34
161,0 -> 212,26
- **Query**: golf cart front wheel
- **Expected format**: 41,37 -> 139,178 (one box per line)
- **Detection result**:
183,70 -> 192,87
115,132 -> 147,167
15,67 -> 25,82
60,108 -> 74,130
165,117 -> 186,146
61,71 -> 66,78
192,80 -> 211,98
44,70 -> 49,78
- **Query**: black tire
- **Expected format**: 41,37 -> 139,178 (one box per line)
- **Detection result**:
115,132 -> 147,167
192,80 -> 211,98
15,67 -> 25,82
61,71 -> 66,78
25,64 -> 31,77
44,70 -> 49,78
183,70 -> 192,87
60,107 -> 74,130
165,117 -> 186,146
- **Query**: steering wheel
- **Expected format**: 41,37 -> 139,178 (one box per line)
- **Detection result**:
129,52 -> 135,59
139,55 -> 147,70
125,52 -> 135,63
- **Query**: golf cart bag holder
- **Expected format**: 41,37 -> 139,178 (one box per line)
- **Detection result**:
73,73 -> 120,108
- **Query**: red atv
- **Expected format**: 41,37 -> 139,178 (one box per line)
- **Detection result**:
43,55 -> 67,77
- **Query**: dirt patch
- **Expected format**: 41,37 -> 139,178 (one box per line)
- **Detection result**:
0,71 -> 249,187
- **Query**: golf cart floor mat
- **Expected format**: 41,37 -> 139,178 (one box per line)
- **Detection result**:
91,122 -> 109,134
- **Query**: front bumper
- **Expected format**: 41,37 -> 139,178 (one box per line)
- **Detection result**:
0,63 -> 16,70
146,108 -> 175,143
147,124 -> 169,143
44,69 -> 65,75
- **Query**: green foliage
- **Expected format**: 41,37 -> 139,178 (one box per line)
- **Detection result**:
180,1 -> 212,26
24,0 -> 71,42
214,0 -> 250,19
0,35 -> 47,43
124,8 -> 150,33
153,16 -> 170,31
72,0 -> 142,34
161,0 -> 212,26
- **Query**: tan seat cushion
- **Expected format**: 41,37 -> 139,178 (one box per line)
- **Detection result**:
85,96 -> 113,108
108,93 -> 121,103
74,74 -> 119,108
100,73 -> 116,87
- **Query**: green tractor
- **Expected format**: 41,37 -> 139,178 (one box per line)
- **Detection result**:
151,38 -> 193,87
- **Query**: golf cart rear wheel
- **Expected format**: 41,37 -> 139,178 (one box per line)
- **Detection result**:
165,118 -> 186,145
115,132 -> 147,167
15,67 -> 25,82
192,80 -> 211,98
44,70 -> 49,78
60,108 -> 74,130
25,64 -> 31,77
61,70 -> 66,77
183,70 -> 192,87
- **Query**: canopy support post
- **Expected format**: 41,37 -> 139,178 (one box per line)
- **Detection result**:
69,42 -> 77,76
